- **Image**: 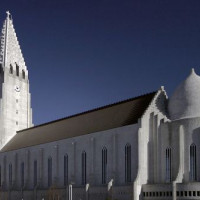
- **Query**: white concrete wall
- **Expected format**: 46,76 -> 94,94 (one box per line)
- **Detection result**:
0,123 -> 139,190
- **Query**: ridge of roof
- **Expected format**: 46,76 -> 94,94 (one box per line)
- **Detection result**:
1,90 -> 158,152
18,90 -> 157,133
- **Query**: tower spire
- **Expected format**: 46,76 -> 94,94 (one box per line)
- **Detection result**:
0,12 -> 32,148
0,11 -> 26,69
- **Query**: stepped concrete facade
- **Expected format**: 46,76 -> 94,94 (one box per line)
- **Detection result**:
0,12 -> 199,200
0,11 -> 32,148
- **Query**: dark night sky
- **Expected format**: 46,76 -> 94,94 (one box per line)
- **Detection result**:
1,0 -> 200,125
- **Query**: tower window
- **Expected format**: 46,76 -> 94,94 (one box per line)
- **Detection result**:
82,151 -> 86,185
22,70 -> 25,79
48,157 -> 52,187
16,110 -> 18,114
125,143 -> 131,183
16,99 -> 18,103
10,64 -> 13,74
166,147 -> 172,182
16,121 -> 18,125
102,147 -> 107,184
190,143 -> 197,181
16,64 -> 19,76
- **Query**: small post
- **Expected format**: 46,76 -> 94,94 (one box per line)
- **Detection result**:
69,184 -> 72,200
172,181 -> 176,200
108,179 -> 113,200
86,183 -> 89,200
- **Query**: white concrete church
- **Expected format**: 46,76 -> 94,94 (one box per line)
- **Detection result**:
0,11 -> 200,200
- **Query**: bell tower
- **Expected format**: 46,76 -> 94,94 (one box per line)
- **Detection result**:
0,11 -> 33,148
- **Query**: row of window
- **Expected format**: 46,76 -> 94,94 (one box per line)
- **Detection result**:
10,63 -> 25,79
165,143 -> 197,182
143,190 -> 200,198
51,144 -> 131,186
0,143 -> 132,188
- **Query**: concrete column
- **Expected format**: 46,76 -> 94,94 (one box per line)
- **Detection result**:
175,125 -> 184,182
153,114 -> 158,183
3,155 -> 6,189
13,153 -> 17,188
156,117 -> 163,183
172,181 -> 176,200
149,113 -> 154,183
89,137 -> 95,184
71,142 -> 76,183
112,134 -> 117,180
54,145 -> 58,185
132,127 -> 144,200
25,150 -> 30,188
39,148 -> 43,188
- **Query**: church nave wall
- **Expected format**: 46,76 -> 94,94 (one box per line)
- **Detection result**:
0,123 -> 139,190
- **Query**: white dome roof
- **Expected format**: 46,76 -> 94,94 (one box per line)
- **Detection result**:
168,69 -> 200,120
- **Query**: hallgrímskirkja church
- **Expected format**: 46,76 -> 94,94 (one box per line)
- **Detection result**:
0,12 -> 199,200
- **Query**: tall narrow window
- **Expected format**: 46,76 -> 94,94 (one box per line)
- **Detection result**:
22,70 -> 25,79
102,147 -> 107,184
16,64 -> 19,76
21,162 -> 24,187
190,143 -> 197,181
125,143 -> 131,183
64,154 -> 68,186
82,151 -> 86,185
9,163 -> 12,186
10,64 -> 13,74
48,157 -> 52,187
166,148 -> 172,182
34,160 -> 37,187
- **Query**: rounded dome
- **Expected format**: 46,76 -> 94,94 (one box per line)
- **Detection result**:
168,69 -> 200,120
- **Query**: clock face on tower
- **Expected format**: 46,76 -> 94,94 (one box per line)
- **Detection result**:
14,85 -> 20,92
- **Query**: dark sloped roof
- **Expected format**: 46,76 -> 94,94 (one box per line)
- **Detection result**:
1,91 -> 157,152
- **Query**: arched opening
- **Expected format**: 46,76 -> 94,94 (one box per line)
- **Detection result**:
10,64 -> 13,74
16,63 -> 19,76
22,70 -> 25,79
166,147 -> 172,182
82,151 -> 86,185
190,143 -> 197,181
125,143 -> 131,183
102,147 -> 107,184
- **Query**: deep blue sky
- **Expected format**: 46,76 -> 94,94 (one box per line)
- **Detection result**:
1,0 -> 200,125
